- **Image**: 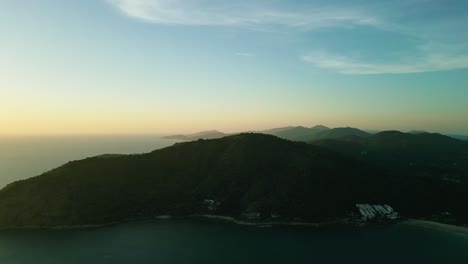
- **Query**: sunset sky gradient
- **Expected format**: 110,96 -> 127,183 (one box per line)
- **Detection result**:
1,0 -> 467,134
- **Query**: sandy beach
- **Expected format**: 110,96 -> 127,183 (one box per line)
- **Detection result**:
403,219 -> 468,235
193,214 -> 347,227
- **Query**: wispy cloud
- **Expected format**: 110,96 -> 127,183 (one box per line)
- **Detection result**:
106,0 -> 379,30
106,0 -> 468,75
300,3 -> 468,75
302,50 -> 468,74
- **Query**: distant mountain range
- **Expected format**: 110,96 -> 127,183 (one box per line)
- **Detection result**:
449,135 -> 468,141
164,125 -> 371,142
259,125 -> 331,141
164,130 -> 228,141
164,125 -> 468,142
0,131 -> 467,228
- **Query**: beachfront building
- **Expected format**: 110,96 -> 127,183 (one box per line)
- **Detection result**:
356,204 -> 399,221
203,199 -> 221,211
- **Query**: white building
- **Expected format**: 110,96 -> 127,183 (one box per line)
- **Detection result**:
356,204 -> 398,221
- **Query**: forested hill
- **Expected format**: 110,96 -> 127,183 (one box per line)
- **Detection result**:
312,131 -> 468,175
0,133 -> 466,228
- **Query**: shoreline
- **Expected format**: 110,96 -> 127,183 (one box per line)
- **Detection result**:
1,215 -> 467,234
192,214 -> 346,227
0,217 -> 156,231
402,219 -> 468,235
0,215 -> 351,231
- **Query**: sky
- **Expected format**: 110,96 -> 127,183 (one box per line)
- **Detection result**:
1,0 -> 467,135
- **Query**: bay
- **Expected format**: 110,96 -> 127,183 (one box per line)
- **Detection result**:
0,220 -> 467,264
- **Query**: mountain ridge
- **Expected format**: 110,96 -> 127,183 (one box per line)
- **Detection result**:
0,133 -> 467,228
164,126 -> 468,143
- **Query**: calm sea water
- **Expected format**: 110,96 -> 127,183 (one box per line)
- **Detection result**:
0,220 -> 466,264
0,135 -> 180,188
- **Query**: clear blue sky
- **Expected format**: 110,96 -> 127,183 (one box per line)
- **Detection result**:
1,0 -> 467,134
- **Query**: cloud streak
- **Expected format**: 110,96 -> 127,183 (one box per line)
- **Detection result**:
107,0 -> 468,75
107,0 -> 379,30
303,51 -> 468,74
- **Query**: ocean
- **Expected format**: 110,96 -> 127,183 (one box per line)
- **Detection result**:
0,220 -> 467,264
0,135 -> 180,188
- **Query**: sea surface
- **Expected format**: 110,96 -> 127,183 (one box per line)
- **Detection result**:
0,220 -> 467,264
0,135 -> 180,188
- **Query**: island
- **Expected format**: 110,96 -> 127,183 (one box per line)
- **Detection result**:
0,132 -> 466,229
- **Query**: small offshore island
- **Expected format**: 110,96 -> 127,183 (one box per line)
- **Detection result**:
0,131 -> 467,231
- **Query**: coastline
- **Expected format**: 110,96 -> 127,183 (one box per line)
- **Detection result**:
402,219 -> 468,235
0,214 -> 348,231
1,215 -> 467,234
0,217 -> 156,231
190,214 -> 349,227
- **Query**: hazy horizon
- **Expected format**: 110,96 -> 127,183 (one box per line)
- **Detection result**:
2,0 -> 468,135
0,135 -> 181,188
1,123 -> 468,137
1,2 -> 468,262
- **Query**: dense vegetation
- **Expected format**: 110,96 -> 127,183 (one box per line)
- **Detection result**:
0,133 -> 467,228
312,131 -> 468,178
312,131 -> 468,223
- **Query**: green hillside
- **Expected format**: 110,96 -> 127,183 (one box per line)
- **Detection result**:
0,133 -> 466,228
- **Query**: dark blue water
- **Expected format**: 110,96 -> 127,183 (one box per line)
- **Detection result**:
0,220 -> 466,264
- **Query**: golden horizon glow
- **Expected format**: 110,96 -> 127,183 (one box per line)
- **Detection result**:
1,1 -> 467,135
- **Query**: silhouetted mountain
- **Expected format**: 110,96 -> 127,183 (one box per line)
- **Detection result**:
257,126 -> 294,134
312,131 -> 468,184
164,125 -> 332,142
449,134 -> 468,141
0,133 -> 466,228
261,125 -> 330,141
310,125 -> 330,131
260,126 -> 369,142
263,126 -> 310,138
408,130 -> 428,134
0,134 -> 377,227
164,126 -> 468,144
164,130 -> 228,140
310,127 -> 371,141
315,131 -> 467,157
